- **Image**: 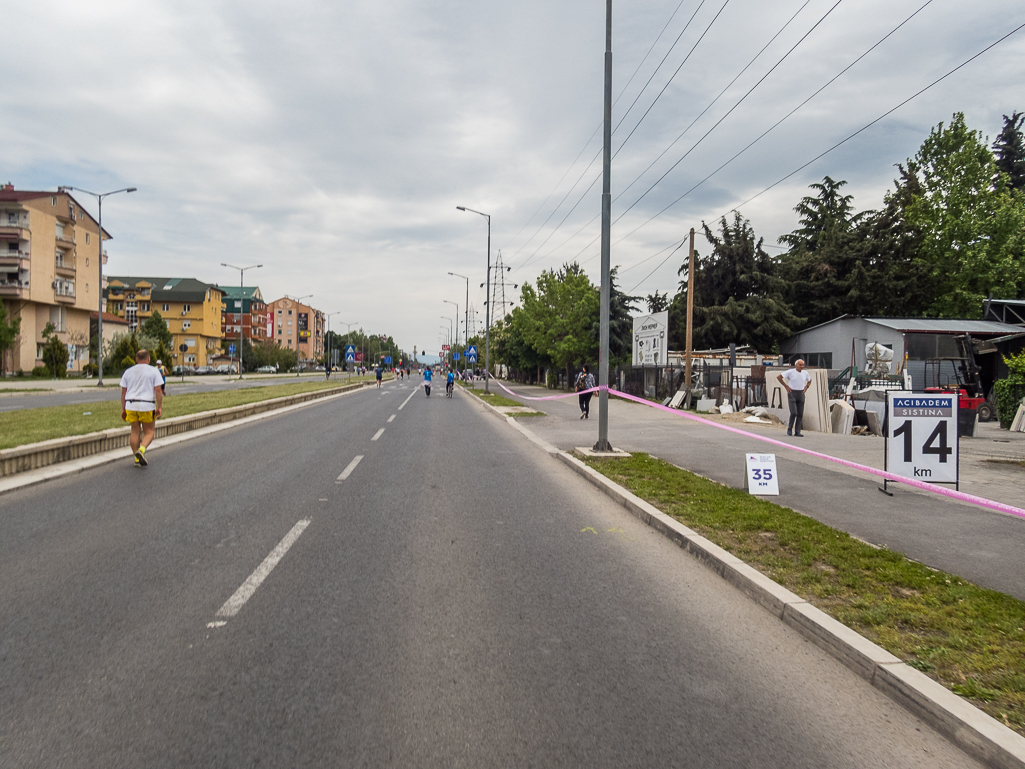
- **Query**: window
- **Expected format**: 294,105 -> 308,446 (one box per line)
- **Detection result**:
235,300 -> 242,309
141,303 -> 149,312
278,329 -> 282,335
287,340 -> 292,347
85,233 -> 90,244
86,257 -> 89,266
162,304 -> 169,312
277,309 -> 282,315
287,320 -> 292,326
185,354 -> 196,363
182,321 -> 191,330
182,304 -> 191,313
184,338 -> 196,347
51,196 -> 56,206
288,310 -> 292,315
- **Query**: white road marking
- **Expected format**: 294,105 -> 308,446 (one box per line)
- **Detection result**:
372,428 -> 385,441
398,389 -> 417,411
387,414 -> 396,423
214,519 -> 311,619
207,621 -> 227,628
336,455 -> 364,482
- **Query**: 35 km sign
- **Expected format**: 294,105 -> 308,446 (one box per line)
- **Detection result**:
885,392 -> 958,486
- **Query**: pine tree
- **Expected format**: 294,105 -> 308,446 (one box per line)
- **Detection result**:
993,111 -> 1025,191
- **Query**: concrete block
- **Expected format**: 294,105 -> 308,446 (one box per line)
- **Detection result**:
721,560 -> 804,619
782,601 -> 900,682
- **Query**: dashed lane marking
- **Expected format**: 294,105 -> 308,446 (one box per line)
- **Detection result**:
336,455 -> 364,483
387,414 -> 396,423
213,519 -> 311,622
372,428 -> 385,442
398,389 -> 417,411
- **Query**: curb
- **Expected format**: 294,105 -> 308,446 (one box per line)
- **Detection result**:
0,383 -> 374,497
469,385 -> 1025,769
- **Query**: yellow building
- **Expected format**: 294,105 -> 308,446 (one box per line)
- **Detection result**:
106,277 -> 224,368
0,185 -> 107,374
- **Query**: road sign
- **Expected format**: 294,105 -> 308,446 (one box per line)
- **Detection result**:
453,352 -> 460,360
885,392 -> 958,485
467,345 -> 477,362
384,356 -> 392,364
178,343 -> 188,352
229,344 -> 236,355
345,345 -> 355,363
746,453 -> 779,496
632,311 -> 668,366
442,344 -> 450,351
355,352 -> 364,362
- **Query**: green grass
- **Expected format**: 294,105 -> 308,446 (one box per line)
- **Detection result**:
0,388 -> 53,393
457,384 -> 526,409
585,452 -> 1025,735
0,379 -> 372,450
512,411 -> 547,417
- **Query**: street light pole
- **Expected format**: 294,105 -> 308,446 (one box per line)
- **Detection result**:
594,0 -> 614,453
448,272 -> 469,374
324,311 -> 339,379
57,185 -> 136,386
342,321 -> 358,380
441,315 -> 453,367
443,299 -> 459,366
221,262 -> 262,379
456,206 -> 491,393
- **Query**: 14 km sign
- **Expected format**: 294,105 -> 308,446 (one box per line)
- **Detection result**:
885,392 -> 959,487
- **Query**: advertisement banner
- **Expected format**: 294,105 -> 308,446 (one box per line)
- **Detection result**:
632,311 -> 669,367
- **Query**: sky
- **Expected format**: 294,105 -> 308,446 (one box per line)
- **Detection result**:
3,0 -> 1023,360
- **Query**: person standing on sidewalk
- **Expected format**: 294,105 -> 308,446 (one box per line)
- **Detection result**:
776,359 -> 812,437
120,349 -> 164,466
575,364 -> 596,420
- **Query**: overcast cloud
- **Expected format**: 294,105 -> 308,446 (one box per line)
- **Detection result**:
3,0 -> 1023,358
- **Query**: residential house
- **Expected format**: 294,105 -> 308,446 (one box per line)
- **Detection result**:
0,185 -> 107,373
266,297 -> 324,365
106,277 -> 224,367
217,285 -> 268,352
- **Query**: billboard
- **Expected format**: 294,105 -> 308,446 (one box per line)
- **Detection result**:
632,311 -> 668,366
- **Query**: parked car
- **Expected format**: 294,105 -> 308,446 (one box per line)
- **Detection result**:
195,366 -> 214,375
214,364 -> 237,374
172,365 -> 195,376
256,365 -> 277,374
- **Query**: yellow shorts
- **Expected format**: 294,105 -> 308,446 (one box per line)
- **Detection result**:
125,410 -> 155,424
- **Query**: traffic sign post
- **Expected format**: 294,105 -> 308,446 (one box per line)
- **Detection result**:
882,392 -> 959,494
466,345 -> 477,363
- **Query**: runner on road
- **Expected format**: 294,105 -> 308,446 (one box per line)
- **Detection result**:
120,349 -> 164,467
423,365 -> 433,396
375,364 -> 383,388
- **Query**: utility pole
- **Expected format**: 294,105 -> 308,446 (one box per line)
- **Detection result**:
685,227 -> 695,404
594,0 -> 613,452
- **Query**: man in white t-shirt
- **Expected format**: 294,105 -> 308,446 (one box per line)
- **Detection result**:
120,349 -> 164,466
776,359 -> 812,437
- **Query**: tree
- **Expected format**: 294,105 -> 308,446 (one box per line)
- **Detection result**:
41,323 -> 69,378
678,212 -> 802,352
104,332 -> 140,374
993,111 -> 1025,192
902,113 -> 1025,317
595,266 -> 640,368
0,302 -> 21,375
778,176 -> 870,328
518,262 -> 599,386
140,311 -> 173,348
645,290 -> 669,313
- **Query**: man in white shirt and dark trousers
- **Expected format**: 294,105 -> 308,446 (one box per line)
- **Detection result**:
776,359 -> 812,437
120,349 -> 164,466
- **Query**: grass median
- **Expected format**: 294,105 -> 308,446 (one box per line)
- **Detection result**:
584,452 -> 1025,735
0,378 -> 374,451
457,382 -> 527,409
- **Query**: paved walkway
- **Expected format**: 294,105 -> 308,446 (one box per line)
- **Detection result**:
486,382 -> 1025,601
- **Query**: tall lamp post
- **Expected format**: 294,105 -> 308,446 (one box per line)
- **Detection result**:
447,272 -> 469,374
443,299 -> 459,366
221,262 -> 262,379
57,185 -> 136,386
456,206 -> 491,393
324,311 -> 340,378
342,321 -> 358,380
285,293 -> 313,375
441,316 -> 453,367
594,0 -> 614,452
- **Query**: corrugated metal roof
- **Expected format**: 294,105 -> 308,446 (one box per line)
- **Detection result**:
866,318 -> 1023,334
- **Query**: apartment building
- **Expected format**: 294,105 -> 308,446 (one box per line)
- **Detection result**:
106,277 -> 224,367
217,286 -> 268,349
0,185 -> 106,374
266,297 -> 324,364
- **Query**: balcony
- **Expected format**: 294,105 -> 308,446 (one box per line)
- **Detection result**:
0,252 -> 30,270
55,258 -> 76,277
54,283 -> 76,303
55,233 -> 76,248
0,226 -> 30,241
0,279 -> 29,298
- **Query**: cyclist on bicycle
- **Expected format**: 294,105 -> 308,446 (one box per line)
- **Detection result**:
446,369 -> 455,396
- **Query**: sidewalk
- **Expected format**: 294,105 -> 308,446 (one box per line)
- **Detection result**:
493,383 -> 1025,601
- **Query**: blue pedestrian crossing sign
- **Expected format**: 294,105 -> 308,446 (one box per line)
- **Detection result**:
345,345 -> 355,363
467,345 -> 478,362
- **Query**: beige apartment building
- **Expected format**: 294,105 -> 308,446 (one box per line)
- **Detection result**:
266,297 -> 324,364
0,185 -> 107,374
106,277 -> 225,368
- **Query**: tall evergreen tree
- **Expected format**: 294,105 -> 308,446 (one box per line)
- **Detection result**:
676,212 -> 802,352
993,111 -> 1025,191
645,291 -> 668,313
595,266 -> 640,367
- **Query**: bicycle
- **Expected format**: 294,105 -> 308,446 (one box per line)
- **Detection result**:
446,381 -> 454,398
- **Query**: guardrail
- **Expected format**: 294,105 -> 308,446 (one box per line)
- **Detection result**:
0,381 -> 370,478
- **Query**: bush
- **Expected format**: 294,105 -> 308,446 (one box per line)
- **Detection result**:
31,366 -> 48,378
994,349 -> 1025,428
82,363 -> 98,376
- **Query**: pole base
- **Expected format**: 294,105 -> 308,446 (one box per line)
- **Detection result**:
592,439 -> 613,452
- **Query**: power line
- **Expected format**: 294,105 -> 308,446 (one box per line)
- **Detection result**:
628,18 -> 1025,292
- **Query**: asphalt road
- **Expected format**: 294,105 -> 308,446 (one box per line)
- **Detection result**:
0,379 -> 979,767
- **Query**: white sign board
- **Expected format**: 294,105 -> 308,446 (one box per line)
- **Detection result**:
632,311 -> 669,367
885,392 -> 958,484
746,453 -> 779,496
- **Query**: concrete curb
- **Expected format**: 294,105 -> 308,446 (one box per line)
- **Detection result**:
1,381 -> 371,479
0,383 -> 374,496
551,448 -> 1025,769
